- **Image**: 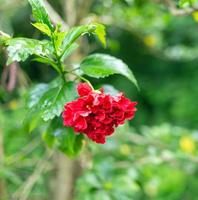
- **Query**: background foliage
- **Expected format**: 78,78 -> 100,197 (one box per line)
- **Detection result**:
1,0 -> 198,199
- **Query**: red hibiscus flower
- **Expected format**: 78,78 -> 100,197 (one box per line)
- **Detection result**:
62,83 -> 137,144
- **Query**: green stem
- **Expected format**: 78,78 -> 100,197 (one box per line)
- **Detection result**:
59,34 -> 81,60
66,67 -> 80,73
51,33 -> 65,81
64,70 -> 94,90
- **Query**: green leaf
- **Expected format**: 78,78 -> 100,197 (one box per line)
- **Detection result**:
40,82 -> 77,121
28,84 -> 49,108
42,129 -> 56,148
0,36 -> 8,46
28,81 -> 77,122
28,0 -> 54,31
32,56 -> 60,73
94,23 -> 106,47
24,83 -> 49,132
32,22 -> 51,36
54,31 -> 67,53
26,111 -> 43,132
60,43 -> 79,62
63,127 -> 76,153
57,127 -> 84,157
73,134 -> 84,154
42,117 -> 61,148
0,31 -> 11,45
43,118 -> 84,157
80,53 -> 139,89
25,79 -> 76,133
61,25 -> 89,55
60,23 -> 105,60
26,81 -> 83,157
5,38 -> 52,65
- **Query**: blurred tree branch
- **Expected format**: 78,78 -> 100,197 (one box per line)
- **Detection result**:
5,137 -> 40,165
12,151 -> 53,200
1,62 -> 18,92
52,154 -> 82,200
76,0 -> 93,24
164,0 -> 198,16
63,0 -> 76,26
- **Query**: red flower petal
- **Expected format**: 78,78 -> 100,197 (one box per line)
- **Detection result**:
77,83 -> 92,96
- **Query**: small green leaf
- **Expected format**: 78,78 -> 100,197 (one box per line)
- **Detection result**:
0,36 -> 9,46
54,31 -> 67,53
60,23 -> 103,60
80,53 -> 139,89
42,118 -> 61,148
32,22 -> 51,36
42,130 -> 56,148
32,56 -> 60,73
29,113 -> 42,132
28,0 -> 54,31
60,43 -> 79,62
61,25 -> 88,53
64,127 -> 76,153
23,109 -> 45,132
94,23 -> 106,47
73,134 -> 84,154
0,31 -> 11,45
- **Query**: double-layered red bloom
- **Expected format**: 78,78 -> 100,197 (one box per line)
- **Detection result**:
62,83 -> 137,144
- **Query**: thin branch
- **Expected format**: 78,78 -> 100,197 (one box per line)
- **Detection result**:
0,31 -> 10,38
12,151 -> 53,200
164,0 -> 198,16
76,0 -> 93,24
5,137 -> 40,165
7,62 -> 18,92
1,52 -> 18,92
63,0 -> 76,26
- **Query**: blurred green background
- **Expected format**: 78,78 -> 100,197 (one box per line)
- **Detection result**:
1,0 -> 198,199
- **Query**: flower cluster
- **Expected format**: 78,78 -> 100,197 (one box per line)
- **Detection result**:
62,83 -> 137,144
